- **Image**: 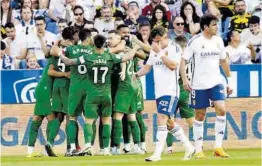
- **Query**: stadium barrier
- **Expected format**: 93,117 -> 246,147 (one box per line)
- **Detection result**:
1,65 -> 261,155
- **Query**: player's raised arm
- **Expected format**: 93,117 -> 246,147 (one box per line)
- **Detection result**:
153,41 -> 178,71
121,45 -> 140,62
58,51 -> 78,65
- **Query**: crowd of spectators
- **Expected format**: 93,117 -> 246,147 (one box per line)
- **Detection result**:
1,0 -> 262,70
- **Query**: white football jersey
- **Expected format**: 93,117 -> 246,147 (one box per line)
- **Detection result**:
147,41 -> 182,99
183,34 -> 226,90
225,44 -> 252,64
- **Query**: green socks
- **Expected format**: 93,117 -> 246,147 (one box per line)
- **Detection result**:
128,121 -> 140,144
136,113 -> 146,142
91,120 -> 97,146
48,119 -> 61,145
112,119 -> 122,147
83,123 -> 93,144
166,132 -> 174,147
102,124 -> 111,149
46,120 -> 54,141
122,117 -> 130,144
67,120 -> 77,144
28,120 -> 42,147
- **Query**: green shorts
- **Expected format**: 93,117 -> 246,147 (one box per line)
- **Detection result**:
135,79 -> 144,111
176,82 -> 194,119
52,83 -> 69,114
84,91 -> 112,119
68,84 -> 86,117
114,83 -> 137,114
34,84 -> 52,116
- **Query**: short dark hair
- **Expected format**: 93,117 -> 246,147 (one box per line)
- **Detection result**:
227,30 -> 238,43
117,24 -> 129,31
249,15 -> 260,25
20,6 -> 33,15
115,17 -> 123,22
174,35 -> 188,47
62,26 -> 75,40
1,41 -> 6,50
90,28 -> 99,33
35,16 -> 46,23
139,21 -> 151,29
94,34 -> 107,48
108,30 -> 118,34
73,5 -> 84,13
200,14 -> 218,30
79,29 -> 91,41
58,19 -> 67,24
128,1 -> 139,8
235,0 -> 246,4
150,26 -> 166,39
5,22 -> 15,29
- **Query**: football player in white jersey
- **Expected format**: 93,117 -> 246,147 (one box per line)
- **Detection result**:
181,14 -> 233,159
135,26 -> 195,162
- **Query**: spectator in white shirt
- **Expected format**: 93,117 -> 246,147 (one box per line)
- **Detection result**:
14,6 -> 35,36
94,5 -> 115,37
0,40 -> 16,70
241,16 -> 262,63
3,22 -> 27,60
25,16 -> 56,61
225,30 -> 256,64
48,0 -> 76,24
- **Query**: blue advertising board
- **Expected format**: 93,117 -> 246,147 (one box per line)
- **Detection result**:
1,65 -> 261,104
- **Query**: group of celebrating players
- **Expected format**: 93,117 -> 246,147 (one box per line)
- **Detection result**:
26,13 -> 233,162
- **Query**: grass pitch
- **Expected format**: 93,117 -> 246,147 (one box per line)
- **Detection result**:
1,148 -> 261,166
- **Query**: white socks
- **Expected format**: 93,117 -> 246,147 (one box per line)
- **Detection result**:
153,125 -> 168,157
70,143 -> 76,150
193,115 -> 226,152
124,143 -> 131,151
215,115 -> 226,148
27,146 -> 34,154
170,124 -> 193,150
193,120 -> 204,153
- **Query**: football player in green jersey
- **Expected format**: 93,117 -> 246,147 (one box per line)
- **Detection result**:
26,17 -> 57,158
165,36 -> 195,154
44,27 -> 76,157
51,29 -> 94,156
55,34 -> 139,156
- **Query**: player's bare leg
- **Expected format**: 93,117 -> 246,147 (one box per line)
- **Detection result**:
193,109 -> 207,159
213,100 -> 229,158
27,115 -> 44,157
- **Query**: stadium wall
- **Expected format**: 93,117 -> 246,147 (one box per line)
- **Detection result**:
1,98 -> 261,156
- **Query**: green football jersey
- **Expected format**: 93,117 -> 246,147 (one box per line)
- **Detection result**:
37,56 -> 54,89
77,50 -> 122,93
65,45 -> 93,84
51,55 -> 70,87
119,52 -> 135,85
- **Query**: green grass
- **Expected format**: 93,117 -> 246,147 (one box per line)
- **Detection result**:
1,149 -> 261,166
